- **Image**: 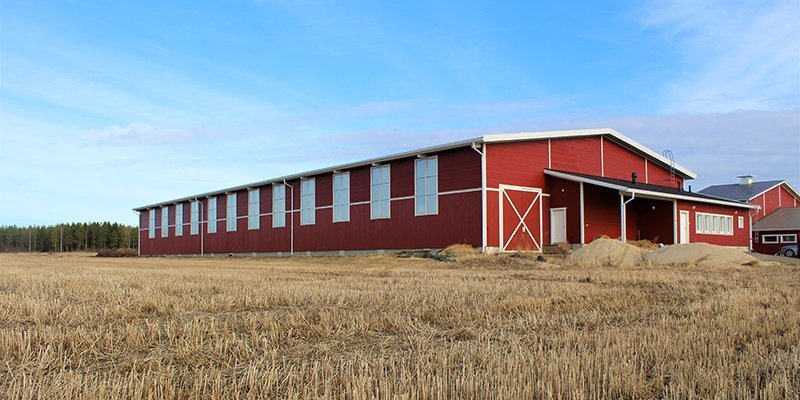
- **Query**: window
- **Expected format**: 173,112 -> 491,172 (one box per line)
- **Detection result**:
208,197 -> 217,233
149,210 -> 156,238
415,157 -> 438,215
738,216 -> 744,229
227,193 -> 237,232
161,206 -> 169,237
695,212 -> 734,235
273,184 -> 286,228
175,204 -> 183,236
301,179 -> 316,225
765,234 -> 797,244
190,201 -> 199,235
762,235 -> 780,244
371,165 -> 390,219
333,172 -> 350,222
248,189 -> 260,230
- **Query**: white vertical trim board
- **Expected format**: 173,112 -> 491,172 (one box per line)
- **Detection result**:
644,159 -> 649,184
579,182 -> 585,244
600,136 -> 605,177
672,200 -> 678,244
547,139 -> 551,169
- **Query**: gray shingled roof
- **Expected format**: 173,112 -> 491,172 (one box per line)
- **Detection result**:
698,180 -> 784,201
753,207 -> 800,231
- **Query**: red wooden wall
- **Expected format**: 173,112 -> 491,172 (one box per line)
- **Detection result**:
675,201 -> 751,247
140,147 -> 482,255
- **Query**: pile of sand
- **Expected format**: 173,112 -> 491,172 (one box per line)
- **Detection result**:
567,238 -> 778,268
643,243 -> 763,267
567,237 -> 646,268
439,244 -> 481,258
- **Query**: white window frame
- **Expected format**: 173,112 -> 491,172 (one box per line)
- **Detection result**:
190,201 -> 199,235
272,184 -> 286,228
148,209 -> 156,238
248,189 -> 260,230
371,165 -> 391,219
333,172 -> 350,223
161,206 -> 169,238
208,197 -> 217,233
762,234 -> 780,244
301,178 -> 316,225
738,216 -> 744,229
227,193 -> 237,232
414,156 -> 438,216
175,203 -> 183,237
695,212 -> 734,236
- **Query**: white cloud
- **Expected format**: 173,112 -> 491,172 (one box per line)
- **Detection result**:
83,122 -> 198,144
640,0 -> 800,112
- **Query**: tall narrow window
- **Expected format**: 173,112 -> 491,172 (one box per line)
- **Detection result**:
190,201 -> 199,235
738,216 -> 744,229
301,179 -> 316,225
175,203 -> 183,236
415,157 -> 438,215
208,197 -> 217,233
333,172 -> 350,222
149,209 -> 156,238
161,206 -> 169,237
248,189 -> 260,230
371,165 -> 390,219
273,184 -> 286,228
227,193 -> 237,232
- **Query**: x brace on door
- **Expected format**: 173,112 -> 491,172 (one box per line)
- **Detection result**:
499,184 -> 542,252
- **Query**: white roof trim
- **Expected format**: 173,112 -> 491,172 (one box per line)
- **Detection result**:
752,227 -> 800,232
483,128 -> 696,179
544,170 -> 756,209
134,128 -> 696,211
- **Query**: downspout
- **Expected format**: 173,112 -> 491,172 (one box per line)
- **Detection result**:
620,192 -> 636,243
284,179 -> 295,256
471,142 -> 487,252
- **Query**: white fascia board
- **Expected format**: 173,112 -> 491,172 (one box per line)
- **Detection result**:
752,227 -> 800,232
628,188 -> 757,209
483,128 -> 697,179
544,170 -> 756,209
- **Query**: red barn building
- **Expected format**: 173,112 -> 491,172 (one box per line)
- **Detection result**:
700,176 -> 800,254
135,128 -> 756,256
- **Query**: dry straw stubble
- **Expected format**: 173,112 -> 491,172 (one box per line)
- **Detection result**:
0,252 -> 798,399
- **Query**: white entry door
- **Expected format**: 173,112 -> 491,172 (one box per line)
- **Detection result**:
550,208 -> 567,244
679,210 -> 690,244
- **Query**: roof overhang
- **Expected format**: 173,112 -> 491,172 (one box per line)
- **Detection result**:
544,169 -> 757,209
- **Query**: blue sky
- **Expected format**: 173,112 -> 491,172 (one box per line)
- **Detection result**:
1,0 -> 798,225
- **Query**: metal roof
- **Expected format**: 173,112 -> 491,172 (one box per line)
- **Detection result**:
134,128 -> 697,211
698,180 -> 786,201
753,207 -> 800,231
544,169 -> 756,209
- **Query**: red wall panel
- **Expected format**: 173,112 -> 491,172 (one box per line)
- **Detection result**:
630,197 -> 674,244
547,178 -> 582,244
582,185 -> 623,242
550,137 -> 602,176
602,139 -> 645,184
140,147 -> 482,255
753,230 -> 799,255
676,201 -> 750,247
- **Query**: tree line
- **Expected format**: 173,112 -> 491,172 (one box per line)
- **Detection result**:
0,222 -> 138,253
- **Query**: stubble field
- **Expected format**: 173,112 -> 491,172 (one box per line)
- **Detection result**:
1,252 -> 798,399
